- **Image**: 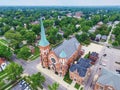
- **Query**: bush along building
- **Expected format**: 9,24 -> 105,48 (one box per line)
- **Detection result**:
39,18 -> 84,76
69,58 -> 91,85
94,68 -> 120,90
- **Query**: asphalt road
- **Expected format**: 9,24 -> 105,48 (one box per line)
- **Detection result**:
11,55 -> 67,90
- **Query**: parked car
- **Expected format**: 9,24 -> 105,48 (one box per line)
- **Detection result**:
24,85 -> 31,90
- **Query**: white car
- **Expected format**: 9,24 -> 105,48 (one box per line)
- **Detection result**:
24,86 -> 31,90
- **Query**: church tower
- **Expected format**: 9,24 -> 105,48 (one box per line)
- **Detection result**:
39,18 -> 50,68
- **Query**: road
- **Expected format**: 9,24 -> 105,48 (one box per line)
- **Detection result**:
11,55 -> 67,90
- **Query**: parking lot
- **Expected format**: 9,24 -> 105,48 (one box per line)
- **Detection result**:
100,47 -> 120,72
12,80 -> 31,90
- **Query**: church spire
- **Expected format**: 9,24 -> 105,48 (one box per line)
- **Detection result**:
39,18 -> 49,47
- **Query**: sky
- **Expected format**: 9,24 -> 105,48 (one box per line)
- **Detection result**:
0,0 -> 120,6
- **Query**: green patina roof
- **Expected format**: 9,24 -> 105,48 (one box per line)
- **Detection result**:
39,18 -> 49,47
59,50 -> 67,58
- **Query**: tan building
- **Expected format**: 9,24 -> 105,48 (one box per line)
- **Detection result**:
69,58 -> 91,85
39,19 -> 83,76
94,68 -> 120,90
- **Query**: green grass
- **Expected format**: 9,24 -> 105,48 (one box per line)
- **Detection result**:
80,87 -> 83,90
0,39 -> 8,44
74,83 -> 80,89
63,71 -> 72,84
0,71 -> 6,76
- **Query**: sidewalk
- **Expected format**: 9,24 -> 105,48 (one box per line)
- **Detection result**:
36,64 -> 76,90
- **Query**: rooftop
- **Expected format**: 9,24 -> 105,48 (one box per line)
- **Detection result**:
90,52 -> 98,57
97,68 -> 120,90
70,58 -> 91,77
0,58 -> 5,65
53,37 -> 80,59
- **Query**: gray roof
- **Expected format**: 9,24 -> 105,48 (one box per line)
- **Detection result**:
90,52 -> 98,57
70,58 -> 91,77
53,37 -> 80,59
101,35 -> 107,40
97,68 -> 120,90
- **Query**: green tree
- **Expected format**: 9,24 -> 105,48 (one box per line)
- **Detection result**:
24,31 -> 36,44
76,33 -> 90,45
30,72 -> 45,89
48,82 -> 59,90
32,24 -> 40,35
5,62 -> 23,81
0,44 -> 12,59
4,30 -> 22,48
17,46 -> 31,60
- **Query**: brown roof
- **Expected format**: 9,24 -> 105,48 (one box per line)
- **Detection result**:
0,58 -> 5,65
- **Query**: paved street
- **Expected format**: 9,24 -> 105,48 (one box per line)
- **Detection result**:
11,55 -> 67,90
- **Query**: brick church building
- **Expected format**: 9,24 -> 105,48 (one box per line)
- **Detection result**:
39,19 -> 83,76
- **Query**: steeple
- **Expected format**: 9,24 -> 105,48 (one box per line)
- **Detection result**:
39,18 -> 49,47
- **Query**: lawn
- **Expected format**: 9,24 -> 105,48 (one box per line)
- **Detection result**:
63,71 -> 72,84
0,39 -> 8,44
74,83 -> 80,89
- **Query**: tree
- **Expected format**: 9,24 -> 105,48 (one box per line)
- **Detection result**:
4,30 -> 22,48
76,33 -> 90,45
30,72 -> 45,89
24,31 -> 36,44
17,46 -> 31,60
5,62 -> 23,81
0,44 -> 12,59
91,15 -> 100,25
48,82 -> 59,90
32,24 -> 40,35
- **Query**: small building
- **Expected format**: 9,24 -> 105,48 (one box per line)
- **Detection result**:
89,52 -> 99,63
95,34 -> 101,41
101,35 -> 107,41
97,21 -> 103,26
29,45 -> 35,54
0,58 -> 7,71
69,58 -> 91,85
94,68 -> 120,90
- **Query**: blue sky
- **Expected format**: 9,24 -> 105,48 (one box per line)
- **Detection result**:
0,0 -> 120,6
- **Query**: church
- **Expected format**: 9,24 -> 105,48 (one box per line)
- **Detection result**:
39,19 -> 84,76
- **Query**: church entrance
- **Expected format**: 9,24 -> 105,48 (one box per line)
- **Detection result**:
50,64 -> 56,72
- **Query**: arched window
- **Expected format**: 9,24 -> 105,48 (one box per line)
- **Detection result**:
51,58 -> 56,63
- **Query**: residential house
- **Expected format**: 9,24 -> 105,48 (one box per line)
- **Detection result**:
0,58 -> 7,72
101,35 -> 107,41
95,34 -> 101,41
69,58 -> 91,85
89,52 -> 99,64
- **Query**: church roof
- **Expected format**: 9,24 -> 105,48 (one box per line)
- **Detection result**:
97,68 -> 120,90
53,37 -> 80,59
39,18 -> 49,47
59,50 -> 67,58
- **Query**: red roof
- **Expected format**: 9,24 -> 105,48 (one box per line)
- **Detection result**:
0,58 -> 5,65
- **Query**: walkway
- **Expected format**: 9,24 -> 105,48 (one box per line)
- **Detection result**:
37,64 -> 76,90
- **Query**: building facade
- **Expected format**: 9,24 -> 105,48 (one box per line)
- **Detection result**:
39,19 -> 83,76
69,58 -> 91,85
94,68 -> 120,90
